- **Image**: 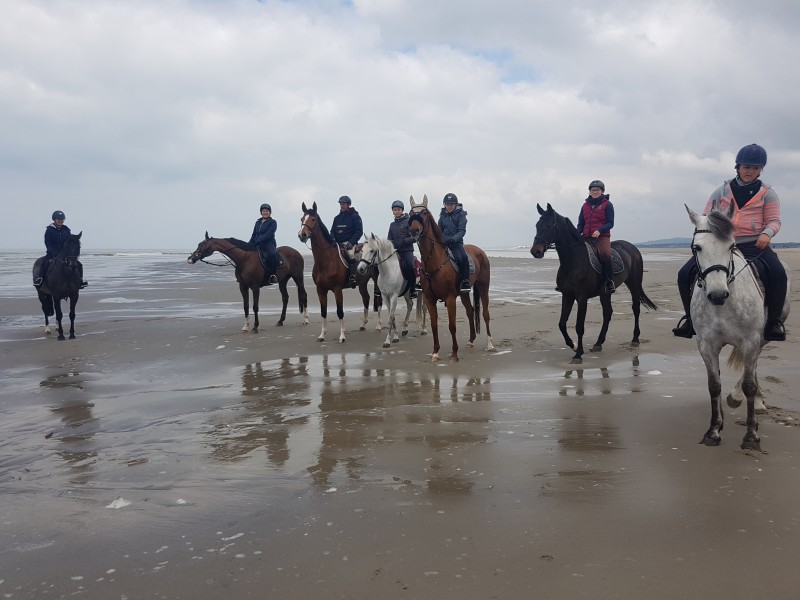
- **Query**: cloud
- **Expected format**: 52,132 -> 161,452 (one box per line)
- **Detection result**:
3,0 -> 800,251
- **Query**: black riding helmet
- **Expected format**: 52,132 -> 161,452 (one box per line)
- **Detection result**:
735,143 -> 767,167
391,200 -> 404,210
588,180 -> 605,192
443,193 -> 458,205
260,203 -> 272,212
52,210 -> 66,221
338,196 -> 352,205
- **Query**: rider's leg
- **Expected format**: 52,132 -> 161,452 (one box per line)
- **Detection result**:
597,237 -> 614,293
673,258 -> 696,338
78,260 -> 88,288
268,251 -> 278,284
456,245 -> 470,292
402,253 -> 417,298
34,256 -> 48,286
756,248 -> 787,341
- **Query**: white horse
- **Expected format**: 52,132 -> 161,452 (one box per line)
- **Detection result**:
357,233 -> 427,348
687,200 -> 790,450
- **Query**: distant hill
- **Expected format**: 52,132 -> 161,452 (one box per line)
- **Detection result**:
637,238 -> 800,248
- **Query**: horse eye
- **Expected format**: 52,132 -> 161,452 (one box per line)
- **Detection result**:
692,245 -> 701,253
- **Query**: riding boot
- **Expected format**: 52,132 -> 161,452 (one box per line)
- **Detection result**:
763,269 -> 787,341
348,262 -> 358,288
408,276 -> 418,299
78,262 -> 88,288
34,259 -> 47,287
459,256 -> 471,292
603,260 -> 615,294
672,271 -> 695,338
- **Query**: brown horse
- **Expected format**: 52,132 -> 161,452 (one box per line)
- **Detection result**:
407,194 -> 493,362
298,201 -> 381,343
187,233 -> 308,332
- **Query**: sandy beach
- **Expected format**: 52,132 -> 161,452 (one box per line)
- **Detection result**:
1,249 -> 799,599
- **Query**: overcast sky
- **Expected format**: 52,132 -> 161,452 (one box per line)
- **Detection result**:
3,0 -> 799,252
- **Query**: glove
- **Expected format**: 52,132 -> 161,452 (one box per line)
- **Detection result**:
442,236 -> 451,244
344,242 -> 353,250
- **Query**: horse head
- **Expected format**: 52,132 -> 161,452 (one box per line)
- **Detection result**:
357,233 -> 379,275
298,201 -> 319,243
188,233 -> 215,264
408,195 -> 437,243
686,201 -> 737,305
530,203 -> 559,258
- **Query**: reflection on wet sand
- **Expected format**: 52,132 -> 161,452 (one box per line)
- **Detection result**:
559,354 -> 642,396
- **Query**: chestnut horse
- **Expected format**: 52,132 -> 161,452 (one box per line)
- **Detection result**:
187,233 -> 308,332
298,202 -> 381,343
407,194 -> 493,362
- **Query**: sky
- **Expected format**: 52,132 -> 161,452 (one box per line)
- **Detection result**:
3,0 -> 800,252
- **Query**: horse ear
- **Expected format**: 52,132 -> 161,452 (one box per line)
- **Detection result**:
422,194 -> 429,207
685,203 -> 701,226
546,203 -> 554,214
537,204 -> 545,216
205,231 -> 210,240
76,231 -> 82,239
312,201 -> 317,212
301,202 -> 307,212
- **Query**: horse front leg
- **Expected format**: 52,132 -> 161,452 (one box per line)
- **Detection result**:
251,287 -> 260,333
446,297 -> 459,363
401,295 -> 412,337
384,296 -> 397,348
427,297 -> 440,362
240,282 -> 250,333
590,295 -> 613,352
699,343 -> 724,446
460,294 -> 477,348
558,296 -> 575,349
334,288 -> 347,343
68,294 -> 78,339
358,282 -> 371,332
571,300 -> 588,364
739,349 -> 762,450
55,299 -> 65,341
317,287 -> 328,342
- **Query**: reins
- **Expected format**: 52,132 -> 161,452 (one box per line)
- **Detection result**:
691,228 -> 762,288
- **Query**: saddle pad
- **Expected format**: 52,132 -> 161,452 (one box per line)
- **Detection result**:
585,243 -> 623,275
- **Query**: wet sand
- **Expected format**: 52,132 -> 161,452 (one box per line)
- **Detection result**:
1,250 -> 799,599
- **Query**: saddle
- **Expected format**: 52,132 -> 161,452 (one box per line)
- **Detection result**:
444,248 -> 475,276
256,249 -> 285,284
584,243 -> 623,275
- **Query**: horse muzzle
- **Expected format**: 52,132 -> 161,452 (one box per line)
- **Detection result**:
707,290 -> 729,305
530,244 -> 546,259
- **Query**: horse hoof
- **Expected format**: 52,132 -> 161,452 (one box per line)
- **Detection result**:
570,358 -> 582,365
252,328 -> 259,334
58,336 -> 66,341
630,341 -> 640,348
402,330 -> 408,337
241,328 -> 248,333
383,342 -> 390,348
69,334 -> 75,340
726,394 -> 743,409
590,345 -> 602,352
467,341 -> 475,348
740,439 -> 761,451
431,354 -> 440,363
276,322 -> 284,327
421,331 -> 427,336
700,435 -> 721,447
317,337 -> 325,342
359,326 -> 366,331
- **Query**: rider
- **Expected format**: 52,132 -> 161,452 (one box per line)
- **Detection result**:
387,199 -> 418,299
331,195 -> 363,287
673,143 -> 786,341
576,180 -> 616,294
34,210 -> 87,288
438,193 -> 470,293
249,203 -> 278,285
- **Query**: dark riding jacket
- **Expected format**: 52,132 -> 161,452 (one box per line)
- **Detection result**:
437,205 -> 467,247
332,208 -> 363,246
249,217 -> 277,253
45,223 -> 73,257
388,214 -> 414,256
577,195 -> 614,238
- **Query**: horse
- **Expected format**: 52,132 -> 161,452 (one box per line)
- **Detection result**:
32,232 -> 83,340
530,203 -> 658,364
187,233 -> 309,332
686,200 -> 791,450
407,194 -> 493,363
357,233 -> 428,348
298,202 -> 382,343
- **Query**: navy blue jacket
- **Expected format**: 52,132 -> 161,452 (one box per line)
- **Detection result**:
332,208 -> 363,245
44,223 -> 73,257
438,205 -> 467,246
388,214 -> 414,255
249,218 -> 277,252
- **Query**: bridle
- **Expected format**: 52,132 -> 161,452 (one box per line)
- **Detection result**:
691,228 -> 749,290
534,214 -> 585,251
357,244 -> 396,271
408,209 -> 451,277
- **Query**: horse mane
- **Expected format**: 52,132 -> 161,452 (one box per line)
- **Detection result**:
705,210 -> 735,240
58,234 -> 82,258
556,211 -> 583,243
306,208 -> 334,244
224,237 -> 257,251
370,236 -> 395,254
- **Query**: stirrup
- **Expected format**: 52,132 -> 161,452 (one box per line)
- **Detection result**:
34,277 -> 43,287
764,319 -> 786,342
80,280 -> 89,289
605,281 -> 615,294
672,315 -> 694,339
268,275 -> 278,285
459,280 -> 471,292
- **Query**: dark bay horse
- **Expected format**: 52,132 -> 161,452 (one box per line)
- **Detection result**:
298,201 -> 380,343
32,232 -> 83,340
407,194 -> 493,363
187,233 -> 308,332
530,203 -> 657,364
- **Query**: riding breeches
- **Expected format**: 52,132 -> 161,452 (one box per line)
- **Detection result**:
398,251 -> 416,289
677,242 -> 787,319
587,237 -> 613,280
447,243 -> 469,281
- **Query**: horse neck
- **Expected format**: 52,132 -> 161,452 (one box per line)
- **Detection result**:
212,239 -> 249,263
417,217 -> 447,266
553,220 -> 584,261
308,220 -> 337,258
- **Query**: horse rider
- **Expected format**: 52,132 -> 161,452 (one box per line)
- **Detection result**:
249,203 -> 279,285
438,193 -> 471,293
34,210 -> 87,288
331,195 -> 363,287
387,199 -> 418,299
673,143 -> 787,342
576,180 -> 616,294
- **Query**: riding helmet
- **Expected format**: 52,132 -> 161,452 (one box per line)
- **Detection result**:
443,193 -> 458,205
338,195 -> 352,205
735,143 -> 767,167
52,210 -> 66,221
260,203 -> 272,212
588,180 -> 605,192
391,200 -> 404,210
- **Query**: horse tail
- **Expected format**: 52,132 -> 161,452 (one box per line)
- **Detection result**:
639,290 -> 658,311
727,347 -> 744,371
473,288 -> 481,335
